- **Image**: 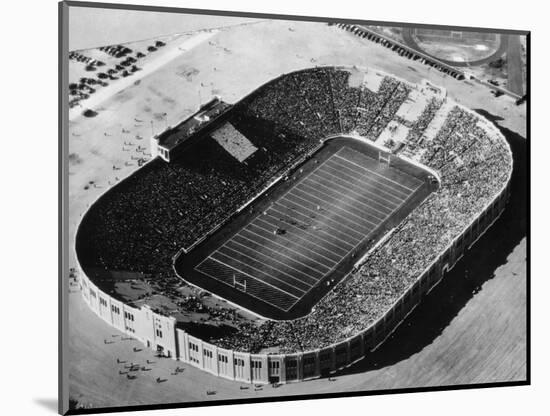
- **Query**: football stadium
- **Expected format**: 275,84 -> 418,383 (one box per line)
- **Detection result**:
75,65 -> 513,384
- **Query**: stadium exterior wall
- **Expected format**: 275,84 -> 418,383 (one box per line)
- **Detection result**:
74,65 -> 513,384
76,168 -> 511,384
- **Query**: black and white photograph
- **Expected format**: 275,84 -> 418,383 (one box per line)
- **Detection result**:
56,1 -> 532,414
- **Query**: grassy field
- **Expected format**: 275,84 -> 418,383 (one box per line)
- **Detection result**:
176,138 -> 434,319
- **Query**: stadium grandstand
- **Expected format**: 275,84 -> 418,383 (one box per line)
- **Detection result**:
75,65 -> 513,384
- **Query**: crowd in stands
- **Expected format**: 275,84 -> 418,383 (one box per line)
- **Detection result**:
209,110 -> 511,354
76,67 -> 512,355
404,97 -> 444,145
291,68 -> 341,136
355,77 -> 411,140
79,67 -> 413,278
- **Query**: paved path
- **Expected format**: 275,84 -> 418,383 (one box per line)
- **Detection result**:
506,34 -> 524,95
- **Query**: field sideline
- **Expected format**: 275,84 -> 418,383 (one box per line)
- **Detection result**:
175,137 -> 436,319
196,147 -> 423,312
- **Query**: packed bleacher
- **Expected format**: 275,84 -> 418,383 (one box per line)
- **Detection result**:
209,103 -> 511,353
405,97 -> 444,144
208,113 -> 511,353
354,76 -> 411,140
79,67 -> 414,278
76,66 -> 512,354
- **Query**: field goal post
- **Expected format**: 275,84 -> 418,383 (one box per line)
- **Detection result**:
379,151 -> 391,166
233,274 -> 247,292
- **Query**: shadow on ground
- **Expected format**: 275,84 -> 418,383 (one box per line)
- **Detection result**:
337,120 -> 527,376
33,398 -> 58,413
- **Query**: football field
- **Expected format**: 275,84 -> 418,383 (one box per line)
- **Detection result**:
195,146 -> 424,312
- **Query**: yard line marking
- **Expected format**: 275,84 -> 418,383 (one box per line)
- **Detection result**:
245,223 -> 339,267
289,187 -> 379,229
275,198 -> 370,240
195,252 -> 215,270
309,171 -> 396,213
227,236 -> 325,280
314,163 -> 404,204
218,244 -> 317,287
192,147 -> 427,313
264,210 -> 356,251
321,163 -> 407,203
312,168 -> 401,209
256,150 -> 340,211
277,196 -> 372,238
333,147 -> 419,188
385,181 -> 424,219
231,232 -> 327,279
321,180 -> 425,288
220,242 -> 318,292
333,154 -> 419,192
297,180 -> 387,221
249,220 -> 341,261
286,189 -> 376,231
327,158 -> 412,200
198,260 -> 298,311
270,203 -> 364,245
211,250 -> 308,295
237,228 -> 330,272
214,246 -> 313,290
338,147 -> 425,190
322,163 -> 408,206
252,218 -> 345,260
198,266 -> 293,311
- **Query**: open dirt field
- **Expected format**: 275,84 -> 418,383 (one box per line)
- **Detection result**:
67,19 -> 527,409
68,238 -> 526,408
